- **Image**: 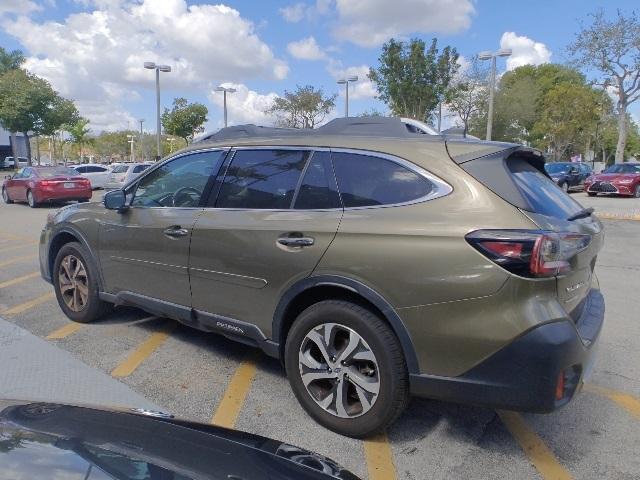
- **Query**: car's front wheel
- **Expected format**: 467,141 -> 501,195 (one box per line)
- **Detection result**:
53,242 -> 111,323
285,300 -> 409,438
2,187 -> 12,204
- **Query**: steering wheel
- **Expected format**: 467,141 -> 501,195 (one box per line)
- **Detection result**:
172,186 -> 202,207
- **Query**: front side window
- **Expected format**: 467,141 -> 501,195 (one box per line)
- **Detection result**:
216,149 -> 308,209
331,152 -> 434,207
132,151 -> 224,208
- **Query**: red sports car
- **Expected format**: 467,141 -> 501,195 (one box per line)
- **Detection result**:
2,165 -> 92,207
584,163 -> 640,198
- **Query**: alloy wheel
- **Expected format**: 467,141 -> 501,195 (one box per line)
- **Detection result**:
635,185 -> 640,198
2,188 -> 8,202
298,322 -> 380,419
58,254 -> 89,312
561,182 -> 569,193
27,190 -> 35,207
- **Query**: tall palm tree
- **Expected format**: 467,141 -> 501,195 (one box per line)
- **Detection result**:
0,47 -> 25,75
66,118 -> 92,162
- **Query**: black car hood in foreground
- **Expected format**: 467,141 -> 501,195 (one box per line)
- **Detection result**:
0,400 -> 360,480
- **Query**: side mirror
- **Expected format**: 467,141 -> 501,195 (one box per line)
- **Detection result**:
104,190 -> 127,211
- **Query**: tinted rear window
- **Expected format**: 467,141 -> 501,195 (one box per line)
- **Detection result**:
133,165 -> 150,173
510,159 -> 583,219
37,167 -> 78,178
294,151 -> 341,209
112,165 -> 128,173
217,149 -> 308,209
331,152 -> 433,207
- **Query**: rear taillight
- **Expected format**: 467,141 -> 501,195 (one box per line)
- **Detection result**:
466,230 -> 591,278
39,180 -> 53,186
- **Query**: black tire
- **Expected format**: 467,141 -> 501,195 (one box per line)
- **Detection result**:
78,199 -> 89,203
285,300 -> 409,438
2,187 -> 12,204
27,189 -> 38,208
560,182 -> 569,193
634,185 -> 640,198
587,192 -> 597,197
52,242 -> 112,323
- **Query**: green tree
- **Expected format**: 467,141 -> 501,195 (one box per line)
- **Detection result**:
161,97 -> 208,145
445,56 -> 489,136
532,83 -> 603,160
66,118 -> 92,161
0,69 -> 63,164
368,38 -> 459,122
568,9 -> 640,162
267,85 -> 336,128
0,46 -> 24,75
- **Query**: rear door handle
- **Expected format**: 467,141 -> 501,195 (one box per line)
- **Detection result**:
277,237 -> 315,247
163,226 -> 189,238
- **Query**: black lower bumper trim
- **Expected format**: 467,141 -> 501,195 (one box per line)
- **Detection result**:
410,289 -> 604,413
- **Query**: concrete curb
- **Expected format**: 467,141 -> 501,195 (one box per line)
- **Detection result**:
596,213 -> 640,221
0,317 -> 162,411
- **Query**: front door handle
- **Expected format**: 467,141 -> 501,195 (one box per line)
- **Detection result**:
163,226 -> 189,238
277,236 -> 315,247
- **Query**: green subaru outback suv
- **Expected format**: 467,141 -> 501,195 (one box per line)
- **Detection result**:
39,117 -> 605,437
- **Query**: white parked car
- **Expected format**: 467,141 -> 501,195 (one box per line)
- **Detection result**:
3,157 -> 29,169
104,162 -> 153,190
72,163 -> 112,189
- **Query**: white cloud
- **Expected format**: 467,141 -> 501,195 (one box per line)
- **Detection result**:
208,83 -> 279,126
280,0 -> 332,23
287,37 -> 326,61
333,0 -> 474,47
0,0 -> 41,15
500,32 -> 552,70
327,63 -> 377,100
280,2 -> 306,22
5,0 -> 288,131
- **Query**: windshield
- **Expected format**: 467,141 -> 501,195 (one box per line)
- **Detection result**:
544,163 -> 571,174
36,167 -> 78,178
111,165 -> 129,173
603,164 -> 640,174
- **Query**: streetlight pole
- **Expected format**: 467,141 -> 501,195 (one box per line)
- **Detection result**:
138,119 -> 144,161
144,62 -> 171,159
127,135 -> 135,162
214,86 -> 237,127
478,48 -> 512,141
337,76 -> 358,117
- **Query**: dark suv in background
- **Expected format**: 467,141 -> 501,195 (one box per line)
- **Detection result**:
544,161 -> 593,192
40,117 -> 605,437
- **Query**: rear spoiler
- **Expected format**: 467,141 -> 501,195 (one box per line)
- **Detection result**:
446,140 -> 548,211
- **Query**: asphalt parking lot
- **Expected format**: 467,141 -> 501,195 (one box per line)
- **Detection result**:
1,192 -> 639,480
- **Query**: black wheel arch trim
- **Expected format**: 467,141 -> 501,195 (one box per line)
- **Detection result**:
48,225 -> 105,291
273,275 -> 420,374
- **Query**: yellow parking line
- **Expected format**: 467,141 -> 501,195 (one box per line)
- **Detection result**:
0,241 -> 37,254
585,384 -> 640,420
498,410 -> 573,480
47,322 -> 84,340
596,213 -> 640,221
210,357 -> 258,428
0,271 -> 40,289
0,255 -> 36,268
111,323 -> 176,377
2,292 -> 55,316
364,432 -> 397,480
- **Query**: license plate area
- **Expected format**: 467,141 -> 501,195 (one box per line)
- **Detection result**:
64,182 -> 75,188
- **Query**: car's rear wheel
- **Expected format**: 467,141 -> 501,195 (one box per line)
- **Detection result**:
27,189 -> 38,208
587,192 -> 597,197
634,185 -> 640,198
53,242 -> 112,323
560,182 -> 569,193
285,300 -> 409,438
2,187 -> 12,204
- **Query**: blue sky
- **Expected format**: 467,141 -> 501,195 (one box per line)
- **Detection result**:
0,0 -> 636,133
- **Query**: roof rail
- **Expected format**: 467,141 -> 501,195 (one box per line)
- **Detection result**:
194,116 -> 423,143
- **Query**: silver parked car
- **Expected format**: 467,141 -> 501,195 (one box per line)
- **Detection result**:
103,162 -> 153,190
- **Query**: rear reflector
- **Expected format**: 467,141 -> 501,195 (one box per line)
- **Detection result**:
555,371 -> 565,401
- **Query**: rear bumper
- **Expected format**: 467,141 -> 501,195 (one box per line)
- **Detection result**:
409,288 -> 605,413
35,189 -> 92,202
